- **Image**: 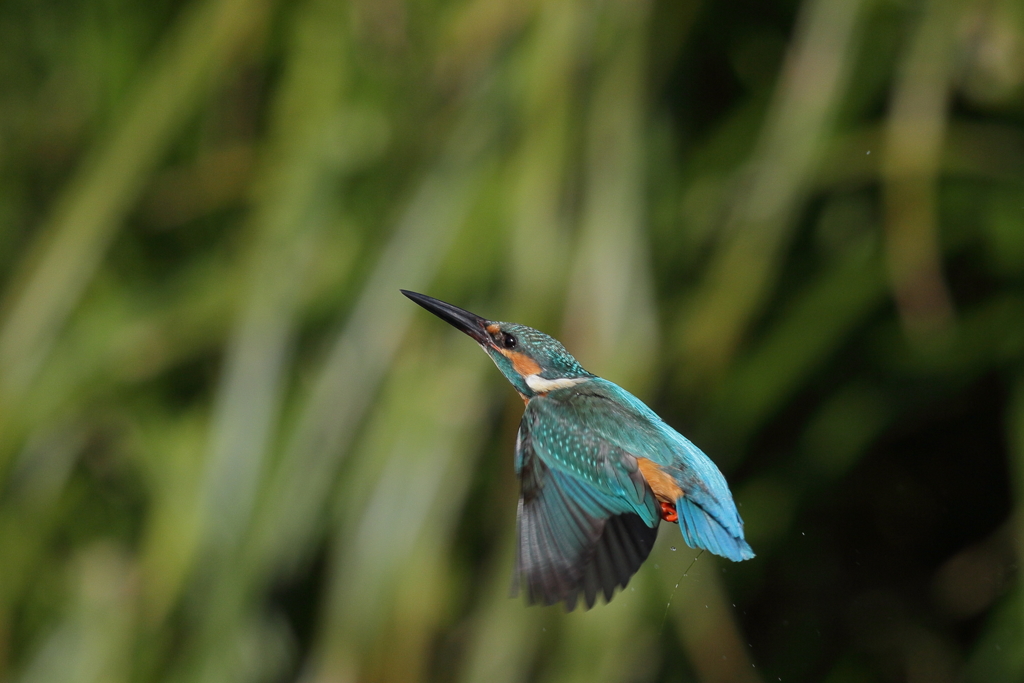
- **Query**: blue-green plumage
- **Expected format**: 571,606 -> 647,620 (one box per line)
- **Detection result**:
402,290 -> 753,610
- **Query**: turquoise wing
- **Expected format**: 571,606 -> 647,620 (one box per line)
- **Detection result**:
533,379 -> 754,562
513,409 -> 658,610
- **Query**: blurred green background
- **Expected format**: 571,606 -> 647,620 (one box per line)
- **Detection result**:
1,0 -> 1023,681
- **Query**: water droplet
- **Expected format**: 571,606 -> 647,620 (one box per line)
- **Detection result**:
670,546 -> 676,551
675,583 -> 679,588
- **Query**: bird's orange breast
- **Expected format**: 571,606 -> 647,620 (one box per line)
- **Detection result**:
637,458 -> 682,503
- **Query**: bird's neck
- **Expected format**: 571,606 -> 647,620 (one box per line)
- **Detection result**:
523,374 -> 588,393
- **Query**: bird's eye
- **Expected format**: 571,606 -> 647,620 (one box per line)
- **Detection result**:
501,333 -> 517,349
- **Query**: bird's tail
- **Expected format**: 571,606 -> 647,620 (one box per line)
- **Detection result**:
675,496 -> 755,562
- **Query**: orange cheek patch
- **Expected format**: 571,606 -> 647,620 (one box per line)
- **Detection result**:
496,348 -> 542,377
510,352 -> 541,377
486,324 -> 501,335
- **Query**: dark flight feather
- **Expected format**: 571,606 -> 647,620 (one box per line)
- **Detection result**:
513,415 -> 658,610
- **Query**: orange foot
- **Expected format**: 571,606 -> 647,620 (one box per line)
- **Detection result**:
659,501 -> 678,523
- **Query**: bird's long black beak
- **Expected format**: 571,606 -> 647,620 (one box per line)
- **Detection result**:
401,290 -> 491,344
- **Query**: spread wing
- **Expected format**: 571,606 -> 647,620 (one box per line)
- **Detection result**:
526,379 -> 753,562
513,412 -> 658,610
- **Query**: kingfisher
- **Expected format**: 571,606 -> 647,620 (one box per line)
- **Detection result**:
402,290 -> 753,610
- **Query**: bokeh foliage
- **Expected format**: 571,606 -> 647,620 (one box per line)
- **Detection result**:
1,0 -> 1023,681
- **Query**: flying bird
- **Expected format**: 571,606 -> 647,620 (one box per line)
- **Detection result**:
402,290 -> 753,610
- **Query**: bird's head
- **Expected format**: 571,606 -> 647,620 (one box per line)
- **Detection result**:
402,290 -> 592,399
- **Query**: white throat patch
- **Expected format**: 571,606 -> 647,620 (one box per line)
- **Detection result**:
525,374 -> 587,393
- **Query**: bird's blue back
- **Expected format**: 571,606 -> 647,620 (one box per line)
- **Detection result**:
530,378 -> 753,561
